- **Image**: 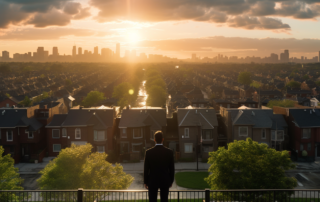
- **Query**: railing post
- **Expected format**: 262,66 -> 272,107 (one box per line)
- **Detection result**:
78,188 -> 83,202
205,189 -> 210,202
273,190 -> 276,202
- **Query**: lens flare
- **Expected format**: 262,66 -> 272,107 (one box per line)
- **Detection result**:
129,89 -> 134,95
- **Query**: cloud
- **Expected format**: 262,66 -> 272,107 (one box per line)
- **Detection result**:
90,0 -> 320,30
0,27 -> 109,40
0,0 -> 90,29
138,36 -> 320,54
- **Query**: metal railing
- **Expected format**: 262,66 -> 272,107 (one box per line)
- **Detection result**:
0,189 -> 319,202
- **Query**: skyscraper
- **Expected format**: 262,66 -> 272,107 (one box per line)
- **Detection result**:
37,47 -> 45,60
53,47 -> 59,56
78,47 -> 82,55
94,46 -> 99,55
284,50 -> 289,62
72,46 -> 76,57
101,48 -> 112,58
116,43 -> 120,58
2,51 -> 9,60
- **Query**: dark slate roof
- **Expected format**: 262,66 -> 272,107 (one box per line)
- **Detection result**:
62,109 -> 114,127
119,108 -> 166,129
46,114 -> 68,127
289,109 -> 320,128
233,109 -> 287,130
0,109 -> 42,130
177,108 -> 218,129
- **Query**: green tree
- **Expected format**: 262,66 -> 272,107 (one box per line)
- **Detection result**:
65,79 -> 72,86
40,74 -> 45,78
303,74 -> 309,80
0,64 -> 11,74
315,81 -> 320,86
146,85 -> 167,107
286,80 -> 301,88
145,78 -> 166,92
5,93 -> 10,98
238,72 -> 252,85
112,82 -> 136,108
37,144 -> 133,190
209,93 -> 216,100
0,146 -> 23,200
267,99 -> 295,108
82,91 -> 105,107
19,96 -> 32,107
205,138 -> 296,200
250,81 -> 261,88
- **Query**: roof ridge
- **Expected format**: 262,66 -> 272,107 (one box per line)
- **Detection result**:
179,110 -> 190,126
199,112 -> 214,128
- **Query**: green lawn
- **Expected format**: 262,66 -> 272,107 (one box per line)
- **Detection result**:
175,172 -> 210,189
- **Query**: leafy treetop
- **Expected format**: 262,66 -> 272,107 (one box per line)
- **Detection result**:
238,72 -> 252,85
82,91 -> 106,107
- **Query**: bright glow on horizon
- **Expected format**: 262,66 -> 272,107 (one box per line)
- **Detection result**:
126,31 -> 141,44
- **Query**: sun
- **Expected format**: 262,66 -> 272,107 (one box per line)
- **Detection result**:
126,31 -> 141,44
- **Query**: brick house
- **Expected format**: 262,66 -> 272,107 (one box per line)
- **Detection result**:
45,107 -> 119,157
117,107 -> 167,161
220,107 -> 288,150
287,109 -> 320,161
0,107 -> 43,163
177,108 -> 219,161
0,97 -> 20,108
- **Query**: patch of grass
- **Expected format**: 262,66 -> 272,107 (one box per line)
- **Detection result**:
175,172 -> 210,189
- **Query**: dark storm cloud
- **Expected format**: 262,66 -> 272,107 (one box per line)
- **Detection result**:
227,16 -> 290,30
138,36 -> 320,53
0,0 -> 90,29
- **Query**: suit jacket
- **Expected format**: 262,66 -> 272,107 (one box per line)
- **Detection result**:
144,145 -> 175,187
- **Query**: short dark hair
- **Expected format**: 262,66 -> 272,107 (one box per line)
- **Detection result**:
154,131 -> 163,143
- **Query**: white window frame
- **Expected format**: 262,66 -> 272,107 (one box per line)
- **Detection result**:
94,130 -> 106,141
62,128 -> 67,137
53,144 -> 61,152
28,131 -> 34,139
261,129 -> 266,139
132,143 -> 142,152
97,146 -> 105,153
239,127 -> 248,137
121,128 -> 127,138
133,128 -> 143,139
52,129 -> 60,139
75,128 -> 81,139
302,129 -> 311,139
184,143 -> 193,153
184,128 -> 189,138
6,130 -> 13,141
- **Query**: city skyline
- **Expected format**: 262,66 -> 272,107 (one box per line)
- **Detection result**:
1,44 -> 319,64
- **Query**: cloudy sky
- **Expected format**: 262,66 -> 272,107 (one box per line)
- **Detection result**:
1,0 -> 320,59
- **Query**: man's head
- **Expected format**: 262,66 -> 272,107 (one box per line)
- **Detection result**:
154,131 -> 164,144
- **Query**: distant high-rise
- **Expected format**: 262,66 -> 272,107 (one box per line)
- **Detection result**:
319,51 -> 320,62
78,47 -> 82,55
53,47 -> 59,56
2,51 -> 9,60
284,50 -> 289,62
72,46 -> 76,57
101,48 -> 112,58
37,47 -> 45,60
116,43 -> 120,58
192,53 -> 196,60
94,46 -> 98,55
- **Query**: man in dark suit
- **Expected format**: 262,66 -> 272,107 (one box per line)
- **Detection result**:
144,131 -> 175,202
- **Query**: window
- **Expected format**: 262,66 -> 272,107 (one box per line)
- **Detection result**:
202,130 -> 213,140
132,143 -> 142,152
75,128 -> 81,139
94,130 -> 106,141
53,144 -> 61,152
239,127 -> 248,136
277,131 -> 284,141
184,128 -> 189,138
62,128 -> 67,137
252,104 -> 255,107
300,144 -> 304,151
202,146 -> 210,152
120,142 -> 129,153
7,130 -> 13,141
97,146 -> 105,153
302,129 -> 311,139
52,129 -> 60,139
184,143 -> 193,153
28,131 -> 34,139
121,128 -> 127,138
261,129 -> 266,139
133,128 -> 142,139
6,103 -> 9,107
200,104 -> 204,108
307,143 -> 312,151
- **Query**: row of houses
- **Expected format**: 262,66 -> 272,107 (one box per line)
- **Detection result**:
1,102 -> 320,163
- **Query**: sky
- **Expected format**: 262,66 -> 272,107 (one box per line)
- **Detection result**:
1,0 -> 320,59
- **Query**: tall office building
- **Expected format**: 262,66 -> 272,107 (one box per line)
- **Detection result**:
72,46 -> 76,57
94,46 -> 98,55
284,50 -> 289,62
78,47 -> 82,55
37,47 -> 45,60
116,43 -> 120,58
53,47 -> 59,56
2,51 -> 9,60
101,48 -> 112,58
